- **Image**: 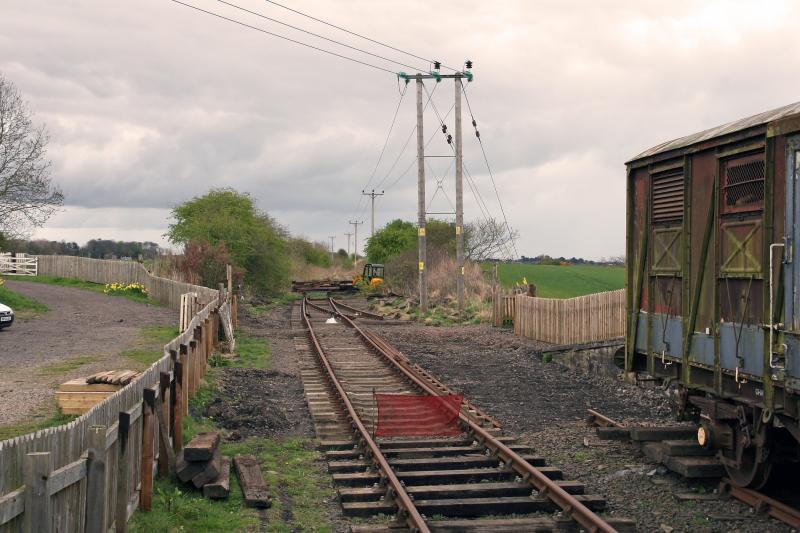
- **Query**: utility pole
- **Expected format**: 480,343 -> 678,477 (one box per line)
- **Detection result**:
362,189 -> 384,238
348,220 -> 364,268
328,235 -> 336,264
344,232 -> 353,258
416,74 -> 428,313
454,76 -> 465,314
397,66 -> 473,315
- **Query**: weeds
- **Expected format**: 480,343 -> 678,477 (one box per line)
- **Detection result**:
38,356 -> 98,375
0,412 -> 77,441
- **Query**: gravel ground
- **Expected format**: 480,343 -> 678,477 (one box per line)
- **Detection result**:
371,322 -> 793,533
0,280 -> 175,426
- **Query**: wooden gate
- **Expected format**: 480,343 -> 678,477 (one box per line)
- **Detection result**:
0,254 -> 38,276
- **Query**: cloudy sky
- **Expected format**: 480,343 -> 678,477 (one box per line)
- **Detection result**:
1,0 -> 798,259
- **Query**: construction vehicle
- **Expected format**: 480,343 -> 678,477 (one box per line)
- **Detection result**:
353,263 -> 385,287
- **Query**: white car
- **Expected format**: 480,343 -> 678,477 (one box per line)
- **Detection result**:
0,303 -> 14,329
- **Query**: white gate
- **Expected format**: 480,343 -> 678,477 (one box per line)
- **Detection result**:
0,253 -> 39,276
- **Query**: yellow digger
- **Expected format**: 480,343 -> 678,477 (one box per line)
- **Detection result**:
353,263 -> 385,288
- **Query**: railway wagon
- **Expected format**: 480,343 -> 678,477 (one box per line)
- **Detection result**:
625,101 -> 800,488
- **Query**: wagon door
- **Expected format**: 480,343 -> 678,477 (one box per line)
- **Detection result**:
783,136 -> 800,379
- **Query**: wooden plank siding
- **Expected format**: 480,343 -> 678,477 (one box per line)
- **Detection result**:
0,257 -> 230,533
513,289 -> 626,345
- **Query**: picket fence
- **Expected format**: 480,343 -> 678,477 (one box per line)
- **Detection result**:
511,289 -> 626,344
0,257 -> 234,533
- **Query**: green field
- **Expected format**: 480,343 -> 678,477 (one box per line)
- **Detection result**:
483,263 -> 625,299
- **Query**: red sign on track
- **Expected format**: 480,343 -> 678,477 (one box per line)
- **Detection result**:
374,394 -> 463,437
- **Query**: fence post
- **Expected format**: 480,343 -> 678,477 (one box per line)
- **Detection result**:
23,452 -> 52,533
159,370 -> 172,476
179,343 -> 189,415
173,360 -> 184,452
115,410 -> 132,533
141,387 -> 156,511
85,425 -> 107,533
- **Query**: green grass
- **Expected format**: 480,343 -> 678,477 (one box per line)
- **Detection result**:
483,263 -> 625,298
13,275 -> 155,305
38,356 -> 99,375
234,331 -> 272,369
0,412 -> 77,441
0,284 -> 49,318
132,330 -> 334,532
121,326 -> 180,366
245,292 -> 302,317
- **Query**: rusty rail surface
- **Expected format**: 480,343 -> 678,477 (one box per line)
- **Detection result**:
329,297 -> 385,320
586,409 -> 626,429
721,479 -> 800,529
325,297 -> 618,533
301,298 -> 430,533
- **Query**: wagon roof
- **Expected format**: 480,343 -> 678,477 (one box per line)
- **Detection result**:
628,100 -> 800,163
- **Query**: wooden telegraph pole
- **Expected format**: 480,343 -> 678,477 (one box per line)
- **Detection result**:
415,74 -> 428,313
349,219 -> 364,268
454,75 -> 465,314
362,189 -> 385,238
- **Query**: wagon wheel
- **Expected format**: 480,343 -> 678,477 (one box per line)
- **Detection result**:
723,424 -> 773,489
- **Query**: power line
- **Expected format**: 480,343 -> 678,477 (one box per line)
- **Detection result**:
423,83 -> 515,259
461,81 -> 519,258
170,0 -> 397,74
360,83 -> 408,200
217,0 -> 429,72
262,0 -> 457,71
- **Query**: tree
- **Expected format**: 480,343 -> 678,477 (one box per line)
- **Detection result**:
0,74 -> 63,238
464,218 -> 519,261
167,188 -> 289,296
365,219 -> 416,263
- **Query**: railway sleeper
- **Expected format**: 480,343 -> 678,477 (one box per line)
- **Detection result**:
338,480 -> 586,502
332,466 -> 563,486
340,494 -> 607,518
325,444 -> 533,460
327,454 -> 546,473
349,516 -> 638,532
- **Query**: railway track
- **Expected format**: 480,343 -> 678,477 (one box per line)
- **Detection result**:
293,296 -> 634,532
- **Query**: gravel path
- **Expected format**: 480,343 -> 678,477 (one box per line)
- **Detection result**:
0,280 -> 175,427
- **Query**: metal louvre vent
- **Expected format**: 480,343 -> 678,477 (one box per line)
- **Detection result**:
722,153 -> 764,214
652,170 -> 684,222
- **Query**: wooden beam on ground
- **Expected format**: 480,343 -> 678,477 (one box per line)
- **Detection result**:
233,455 -> 272,508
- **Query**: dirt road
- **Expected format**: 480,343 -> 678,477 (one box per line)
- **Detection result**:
0,280 -> 175,427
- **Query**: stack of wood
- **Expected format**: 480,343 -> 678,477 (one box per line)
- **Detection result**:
87,370 -> 138,386
56,370 -> 139,414
176,432 -> 231,499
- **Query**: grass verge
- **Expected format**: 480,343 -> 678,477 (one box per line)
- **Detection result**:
121,326 -> 180,367
0,284 -> 49,318
0,411 -> 77,441
13,275 -> 157,305
131,329 -> 335,532
244,292 -> 302,317
38,355 -> 99,375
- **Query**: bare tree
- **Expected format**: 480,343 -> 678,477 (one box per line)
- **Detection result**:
0,74 -> 62,239
464,217 -> 519,261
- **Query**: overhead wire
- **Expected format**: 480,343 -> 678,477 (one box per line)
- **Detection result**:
423,83 -> 515,259
170,0 -> 397,74
262,0 -> 458,71
460,81 -> 519,258
217,0 -> 429,72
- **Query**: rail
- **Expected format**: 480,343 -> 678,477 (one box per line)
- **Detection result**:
301,298 -> 430,532
324,297 -> 617,533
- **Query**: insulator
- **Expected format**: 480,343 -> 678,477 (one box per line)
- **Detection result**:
447,134 -> 453,144
472,119 -> 477,128
475,131 -> 480,138
441,124 -> 447,133
465,59 -> 473,69
434,61 -> 441,70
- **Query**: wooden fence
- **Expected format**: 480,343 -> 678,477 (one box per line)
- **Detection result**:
35,256 -> 217,310
512,289 -> 626,344
0,254 -> 38,276
492,295 -> 516,326
0,260 -> 234,533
